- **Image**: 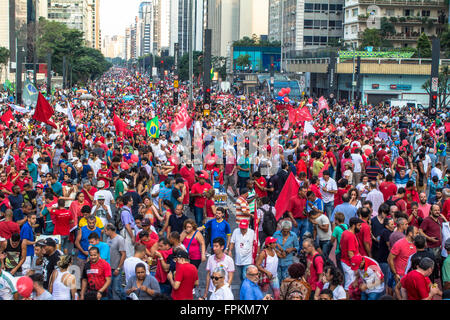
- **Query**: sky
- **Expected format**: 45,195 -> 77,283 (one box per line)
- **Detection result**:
100,0 -> 142,37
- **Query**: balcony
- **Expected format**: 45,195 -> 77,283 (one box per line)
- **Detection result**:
385,32 -> 421,41
356,0 -> 445,6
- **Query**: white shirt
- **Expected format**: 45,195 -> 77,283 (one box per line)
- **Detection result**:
206,254 -> 235,293
209,283 -> 234,300
123,257 -> 149,285
94,189 -> 115,207
351,153 -> 364,173
431,167 -> 443,180
313,214 -> 332,241
323,283 -> 346,300
0,271 -> 17,300
366,189 -> 385,217
230,228 -> 255,266
319,177 -> 337,203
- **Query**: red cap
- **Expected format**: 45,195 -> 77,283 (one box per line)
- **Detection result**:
36,184 -> 44,189
239,220 -> 249,229
350,254 -> 363,271
101,161 -> 107,165
300,153 -> 307,157
265,236 -> 277,245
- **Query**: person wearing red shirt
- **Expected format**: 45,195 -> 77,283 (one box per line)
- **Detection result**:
356,207 -> 372,257
190,174 -> 212,226
253,172 -> 267,198
376,145 -> 387,164
296,153 -> 308,176
309,176 -> 322,199
81,182 -> 97,207
379,174 -> 397,201
419,204 -> 448,254
50,199 -> 74,255
398,257 -> 441,300
81,246 -> 112,300
388,226 -> 417,283
286,186 -> 308,238
97,162 -> 112,189
407,202 -> 425,229
0,172 -> 14,195
340,217 -> 362,291
168,250 -> 199,300
303,238 -> 324,292
0,210 -> 20,239
179,161 -> 196,189
441,193 -> 450,220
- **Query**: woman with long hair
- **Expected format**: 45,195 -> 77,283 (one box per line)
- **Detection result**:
69,192 -> 90,226
158,199 -> 174,237
136,168 -> 151,198
180,219 -> 206,269
139,196 -> 164,227
49,255 -> 77,300
313,265 -> 347,300
348,187 -> 362,209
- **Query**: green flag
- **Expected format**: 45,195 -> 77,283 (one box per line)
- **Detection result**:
210,67 -> 214,80
146,117 -> 160,138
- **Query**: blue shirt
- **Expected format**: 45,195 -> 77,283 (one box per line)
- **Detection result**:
240,278 -> 264,300
93,242 -> 111,264
27,163 -> 38,183
273,230 -> 299,267
203,219 -> 231,249
51,181 -> 63,197
331,202 -> 358,224
306,198 -> 324,214
78,226 -> 102,260
20,221 -> 34,257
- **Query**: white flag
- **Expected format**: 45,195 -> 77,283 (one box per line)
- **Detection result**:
10,104 -> 31,114
1,146 -> 11,166
55,103 -> 68,115
67,102 -> 76,126
304,121 -> 316,136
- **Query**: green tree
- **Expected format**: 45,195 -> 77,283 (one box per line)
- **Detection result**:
0,47 -> 10,83
380,17 -> 396,36
178,51 -> 203,81
422,66 -> 450,109
361,29 -> 382,48
416,33 -> 432,58
440,26 -> 450,58
235,54 -> 251,69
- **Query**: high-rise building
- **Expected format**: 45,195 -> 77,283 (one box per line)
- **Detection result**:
169,0 -> 179,56
177,0 -> 206,54
102,34 -> 125,58
343,0 -> 447,48
268,0 -> 344,54
47,0 -> 94,47
239,0 -> 269,39
139,1 -> 153,56
89,0 -> 101,50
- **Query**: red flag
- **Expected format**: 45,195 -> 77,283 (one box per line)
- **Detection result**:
275,172 -> 300,220
288,107 -> 296,124
445,122 -> 450,133
33,92 -> 57,129
1,109 -> 13,128
429,122 -> 436,140
295,106 -> 313,122
171,105 -> 191,133
113,113 -> 126,133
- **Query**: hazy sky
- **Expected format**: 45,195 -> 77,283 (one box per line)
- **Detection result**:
100,0 -> 142,37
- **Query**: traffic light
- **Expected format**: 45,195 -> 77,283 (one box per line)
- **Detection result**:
429,93 -> 438,118
204,87 -> 211,105
173,90 -> 179,105
355,64 -> 360,75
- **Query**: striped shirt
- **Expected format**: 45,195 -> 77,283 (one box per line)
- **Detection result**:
235,197 -> 250,223
0,270 -> 17,300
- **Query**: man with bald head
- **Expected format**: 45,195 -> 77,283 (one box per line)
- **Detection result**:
418,192 -> 431,218
240,265 -> 272,300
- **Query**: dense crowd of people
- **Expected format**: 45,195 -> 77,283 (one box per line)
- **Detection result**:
0,67 -> 449,301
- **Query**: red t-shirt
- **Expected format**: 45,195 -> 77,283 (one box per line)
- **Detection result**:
137,232 -> 159,252
83,258 -> 112,292
255,177 -> 267,198
310,184 -> 322,199
356,221 -> 372,256
340,230 -> 360,266
155,249 -> 173,283
379,182 -> 397,201
51,208 -> 73,236
82,187 -> 98,207
180,166 -> 196,189
420,216 -> 445,249
0,220 -> 20,239
442,199 -> 450,220
0,181 -> 14,194
287,195 -> 307,219
307,253 -> 324,291
171,262 -> 199,300
191,183 -> 212,208
334,188 -> 348,206
376,149 -> 387,163
97,169 -> 112,189
296,160 -> 307,175
390,238 -> 416,277
400,269 -> 431,300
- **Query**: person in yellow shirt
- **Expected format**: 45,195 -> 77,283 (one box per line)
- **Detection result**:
78,204 -> 104,230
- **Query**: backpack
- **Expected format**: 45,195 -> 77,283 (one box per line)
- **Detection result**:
385,196 -> 401,208
261,206 -> 277,236
115,207 -> 129,232
312,253 -> 335,270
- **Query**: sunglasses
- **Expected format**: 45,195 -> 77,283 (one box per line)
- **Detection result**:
248,272 -> 260,277
211,276 -> 223,281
